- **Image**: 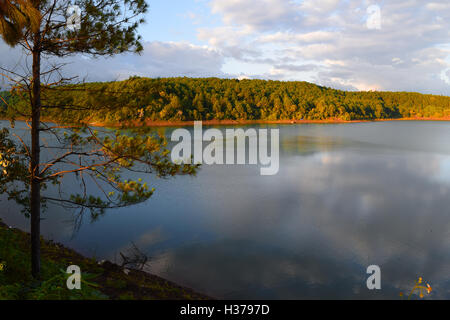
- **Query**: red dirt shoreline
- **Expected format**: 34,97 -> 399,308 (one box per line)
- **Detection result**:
3,117 -> 450,128
89,117 -> 450,128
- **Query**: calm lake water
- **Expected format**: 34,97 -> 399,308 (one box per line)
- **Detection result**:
1,120 -> 450,299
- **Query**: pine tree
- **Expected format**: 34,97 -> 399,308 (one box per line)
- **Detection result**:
0,0 -> 197,279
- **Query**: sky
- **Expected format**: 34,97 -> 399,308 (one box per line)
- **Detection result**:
1,0 -> 450,95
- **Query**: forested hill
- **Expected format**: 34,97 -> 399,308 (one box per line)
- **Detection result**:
2,77 -> 450,123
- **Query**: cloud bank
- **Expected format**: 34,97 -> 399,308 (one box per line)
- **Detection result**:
0,41 -> 225,85
201,0 -> 450,94
1,0 -> 450,95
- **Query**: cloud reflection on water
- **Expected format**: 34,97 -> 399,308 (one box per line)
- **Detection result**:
1,121 -> 450,299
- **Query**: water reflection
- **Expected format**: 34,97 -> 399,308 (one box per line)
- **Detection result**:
148,150 -> 450,299
1,120 -> 450,299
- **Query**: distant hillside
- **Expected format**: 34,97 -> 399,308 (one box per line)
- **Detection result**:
3,77 -> 450,123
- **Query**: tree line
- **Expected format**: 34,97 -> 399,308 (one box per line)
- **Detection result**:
2,76 -> 450,124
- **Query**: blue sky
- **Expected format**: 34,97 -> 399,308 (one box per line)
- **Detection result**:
139,0 -> 212,44
1,0 -> 450,95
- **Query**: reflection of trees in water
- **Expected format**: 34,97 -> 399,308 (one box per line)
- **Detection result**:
281,135 -> 347,155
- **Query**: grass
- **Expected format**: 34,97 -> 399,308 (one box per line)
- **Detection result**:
0,219 -> 210,300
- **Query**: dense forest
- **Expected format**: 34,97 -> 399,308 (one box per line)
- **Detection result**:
2,77 -> 450,124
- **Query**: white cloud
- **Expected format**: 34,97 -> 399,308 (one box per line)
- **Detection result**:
2,1 -> 450,95
258,31 -> 335,44
0,41 -> 226,85
201,0 -> 450,94
426,2 -> 450,11
210,0 -> 301,31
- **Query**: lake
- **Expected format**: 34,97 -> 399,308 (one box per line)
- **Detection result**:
1,120 -> 450,299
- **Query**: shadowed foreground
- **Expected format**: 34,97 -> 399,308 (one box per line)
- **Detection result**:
0,219 -> 210,300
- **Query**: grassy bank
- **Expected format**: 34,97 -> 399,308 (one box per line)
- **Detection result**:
0,219 -> 210,300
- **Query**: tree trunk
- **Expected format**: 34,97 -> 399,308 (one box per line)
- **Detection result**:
31,37 -> 41,279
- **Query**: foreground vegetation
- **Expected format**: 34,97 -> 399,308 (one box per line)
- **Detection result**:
3,77 -> 450,125
0,219 -> 208,300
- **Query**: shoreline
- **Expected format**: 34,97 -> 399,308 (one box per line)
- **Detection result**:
4,117 -> 450,128
0,219 -> 211,300
89,117 -> 450,128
